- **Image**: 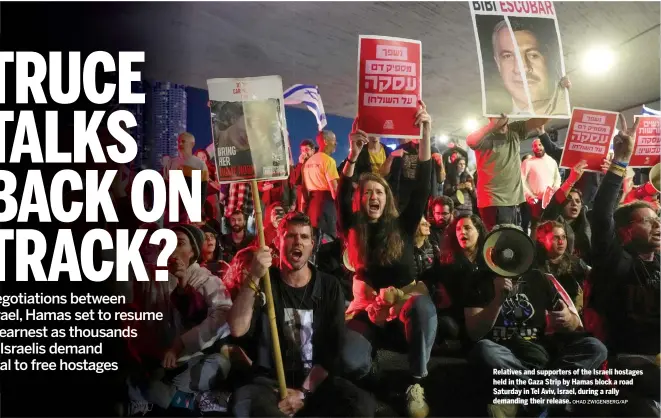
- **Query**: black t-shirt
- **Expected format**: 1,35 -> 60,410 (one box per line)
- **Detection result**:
543,256 -> 588,309
275,275 -> 316,378
464,270 -> 556,342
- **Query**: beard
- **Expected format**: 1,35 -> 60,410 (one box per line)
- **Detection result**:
231,225 -> 245,233
534,149 -> 545,158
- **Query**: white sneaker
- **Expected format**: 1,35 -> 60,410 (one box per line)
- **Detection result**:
406,383 -> 429,418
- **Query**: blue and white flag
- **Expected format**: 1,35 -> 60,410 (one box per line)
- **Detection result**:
283,84 -> 327,131
642,105 -> 661,116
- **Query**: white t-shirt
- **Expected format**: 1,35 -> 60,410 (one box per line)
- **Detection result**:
521,154 -> 561,199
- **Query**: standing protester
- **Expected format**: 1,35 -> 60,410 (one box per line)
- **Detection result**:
443,156 -> 476,217
303,130 -> 339,241
521,137 -> 561,233
228,213 -> 375,417
223,182 -> 255,234
467,114 -> 553,231
384,138 -> 445,212
340,102 -> 436,418
338,134 -> 392,179
163,132 -> 209,223
587,117 -> 660,414
291,140 -> 316,212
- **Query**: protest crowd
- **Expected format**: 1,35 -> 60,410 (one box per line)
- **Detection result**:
104,9 -> 660,418
113,100 -> 661,418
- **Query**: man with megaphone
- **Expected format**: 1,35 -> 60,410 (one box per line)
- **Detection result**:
587,115 -> 660,416
463,224 -> 607,418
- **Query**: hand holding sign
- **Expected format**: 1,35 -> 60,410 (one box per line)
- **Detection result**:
415,100 -> 431,130
567,160 -> 588,186
613,114 -> 641,162
490,113 -> 509,132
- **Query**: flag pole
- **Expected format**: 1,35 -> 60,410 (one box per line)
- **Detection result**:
251,179 -> 288,399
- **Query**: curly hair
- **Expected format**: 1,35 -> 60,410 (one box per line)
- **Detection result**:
348,172 -> 403,269
439,214 -> 487,265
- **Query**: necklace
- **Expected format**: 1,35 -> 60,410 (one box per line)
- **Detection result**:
279,270 -> 312,386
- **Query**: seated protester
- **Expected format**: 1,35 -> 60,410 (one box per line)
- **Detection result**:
464,228 -> 607,417
221,210 -> 255,263
340,103 -> 436,418
127,224 -> 233,411
228,213 -> 376,417
443,156 -> 476,217
200,222 -> 222,278
535,220 -> 590,316
315,239 -> 354,303
413,217 -> 436,280
422,214 -> 488,351
588,123 -> 660,411
540,160 -> 592,263
428,196 -> 454,252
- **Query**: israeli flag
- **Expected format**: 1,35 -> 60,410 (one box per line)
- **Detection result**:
642,105 -> 661,116
284,84 -> 327,131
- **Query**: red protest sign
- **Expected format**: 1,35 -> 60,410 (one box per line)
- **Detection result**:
559,108 -> 619,172
630,115 -> 661,168
357,35 -> 421,138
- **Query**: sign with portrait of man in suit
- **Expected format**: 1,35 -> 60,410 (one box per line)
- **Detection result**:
470,1 -> 571,119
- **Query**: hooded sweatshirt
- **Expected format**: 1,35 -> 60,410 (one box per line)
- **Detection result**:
128,263 -> 232,361
175,263 -> 233,355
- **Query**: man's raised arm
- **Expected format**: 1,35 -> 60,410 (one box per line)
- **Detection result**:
467,114 -> 508,149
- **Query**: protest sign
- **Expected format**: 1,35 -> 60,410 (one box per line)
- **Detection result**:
357,35 -> 421,138
207,75 -> 291,183
541,186 -> 554,209
470,1 -> 570,118
559,108 -> 618,172
630,115 -> 661,168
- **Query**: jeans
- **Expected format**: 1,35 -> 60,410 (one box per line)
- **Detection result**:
131,353 -> 231,409
470,336 -> 608,401
232,375 -> 376,417
479,205 -> 519,231
342,295 -> 438,379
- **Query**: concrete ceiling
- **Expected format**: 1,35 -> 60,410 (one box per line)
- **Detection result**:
100,2 -> 660,139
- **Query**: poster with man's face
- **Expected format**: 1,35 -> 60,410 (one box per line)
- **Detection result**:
207,76 -> 291,183
470,1 -> 570,119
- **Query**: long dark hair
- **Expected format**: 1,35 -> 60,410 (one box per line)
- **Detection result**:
348,172 -> 403,268
439,214 -> 487,266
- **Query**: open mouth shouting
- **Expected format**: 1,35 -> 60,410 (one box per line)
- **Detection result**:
367,201 -> 381,217
290,248 -> 304,263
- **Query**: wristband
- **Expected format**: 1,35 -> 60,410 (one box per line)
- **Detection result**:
609,165 -> 627,177
613,161 -> 628,169
348,158 -> 357,164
